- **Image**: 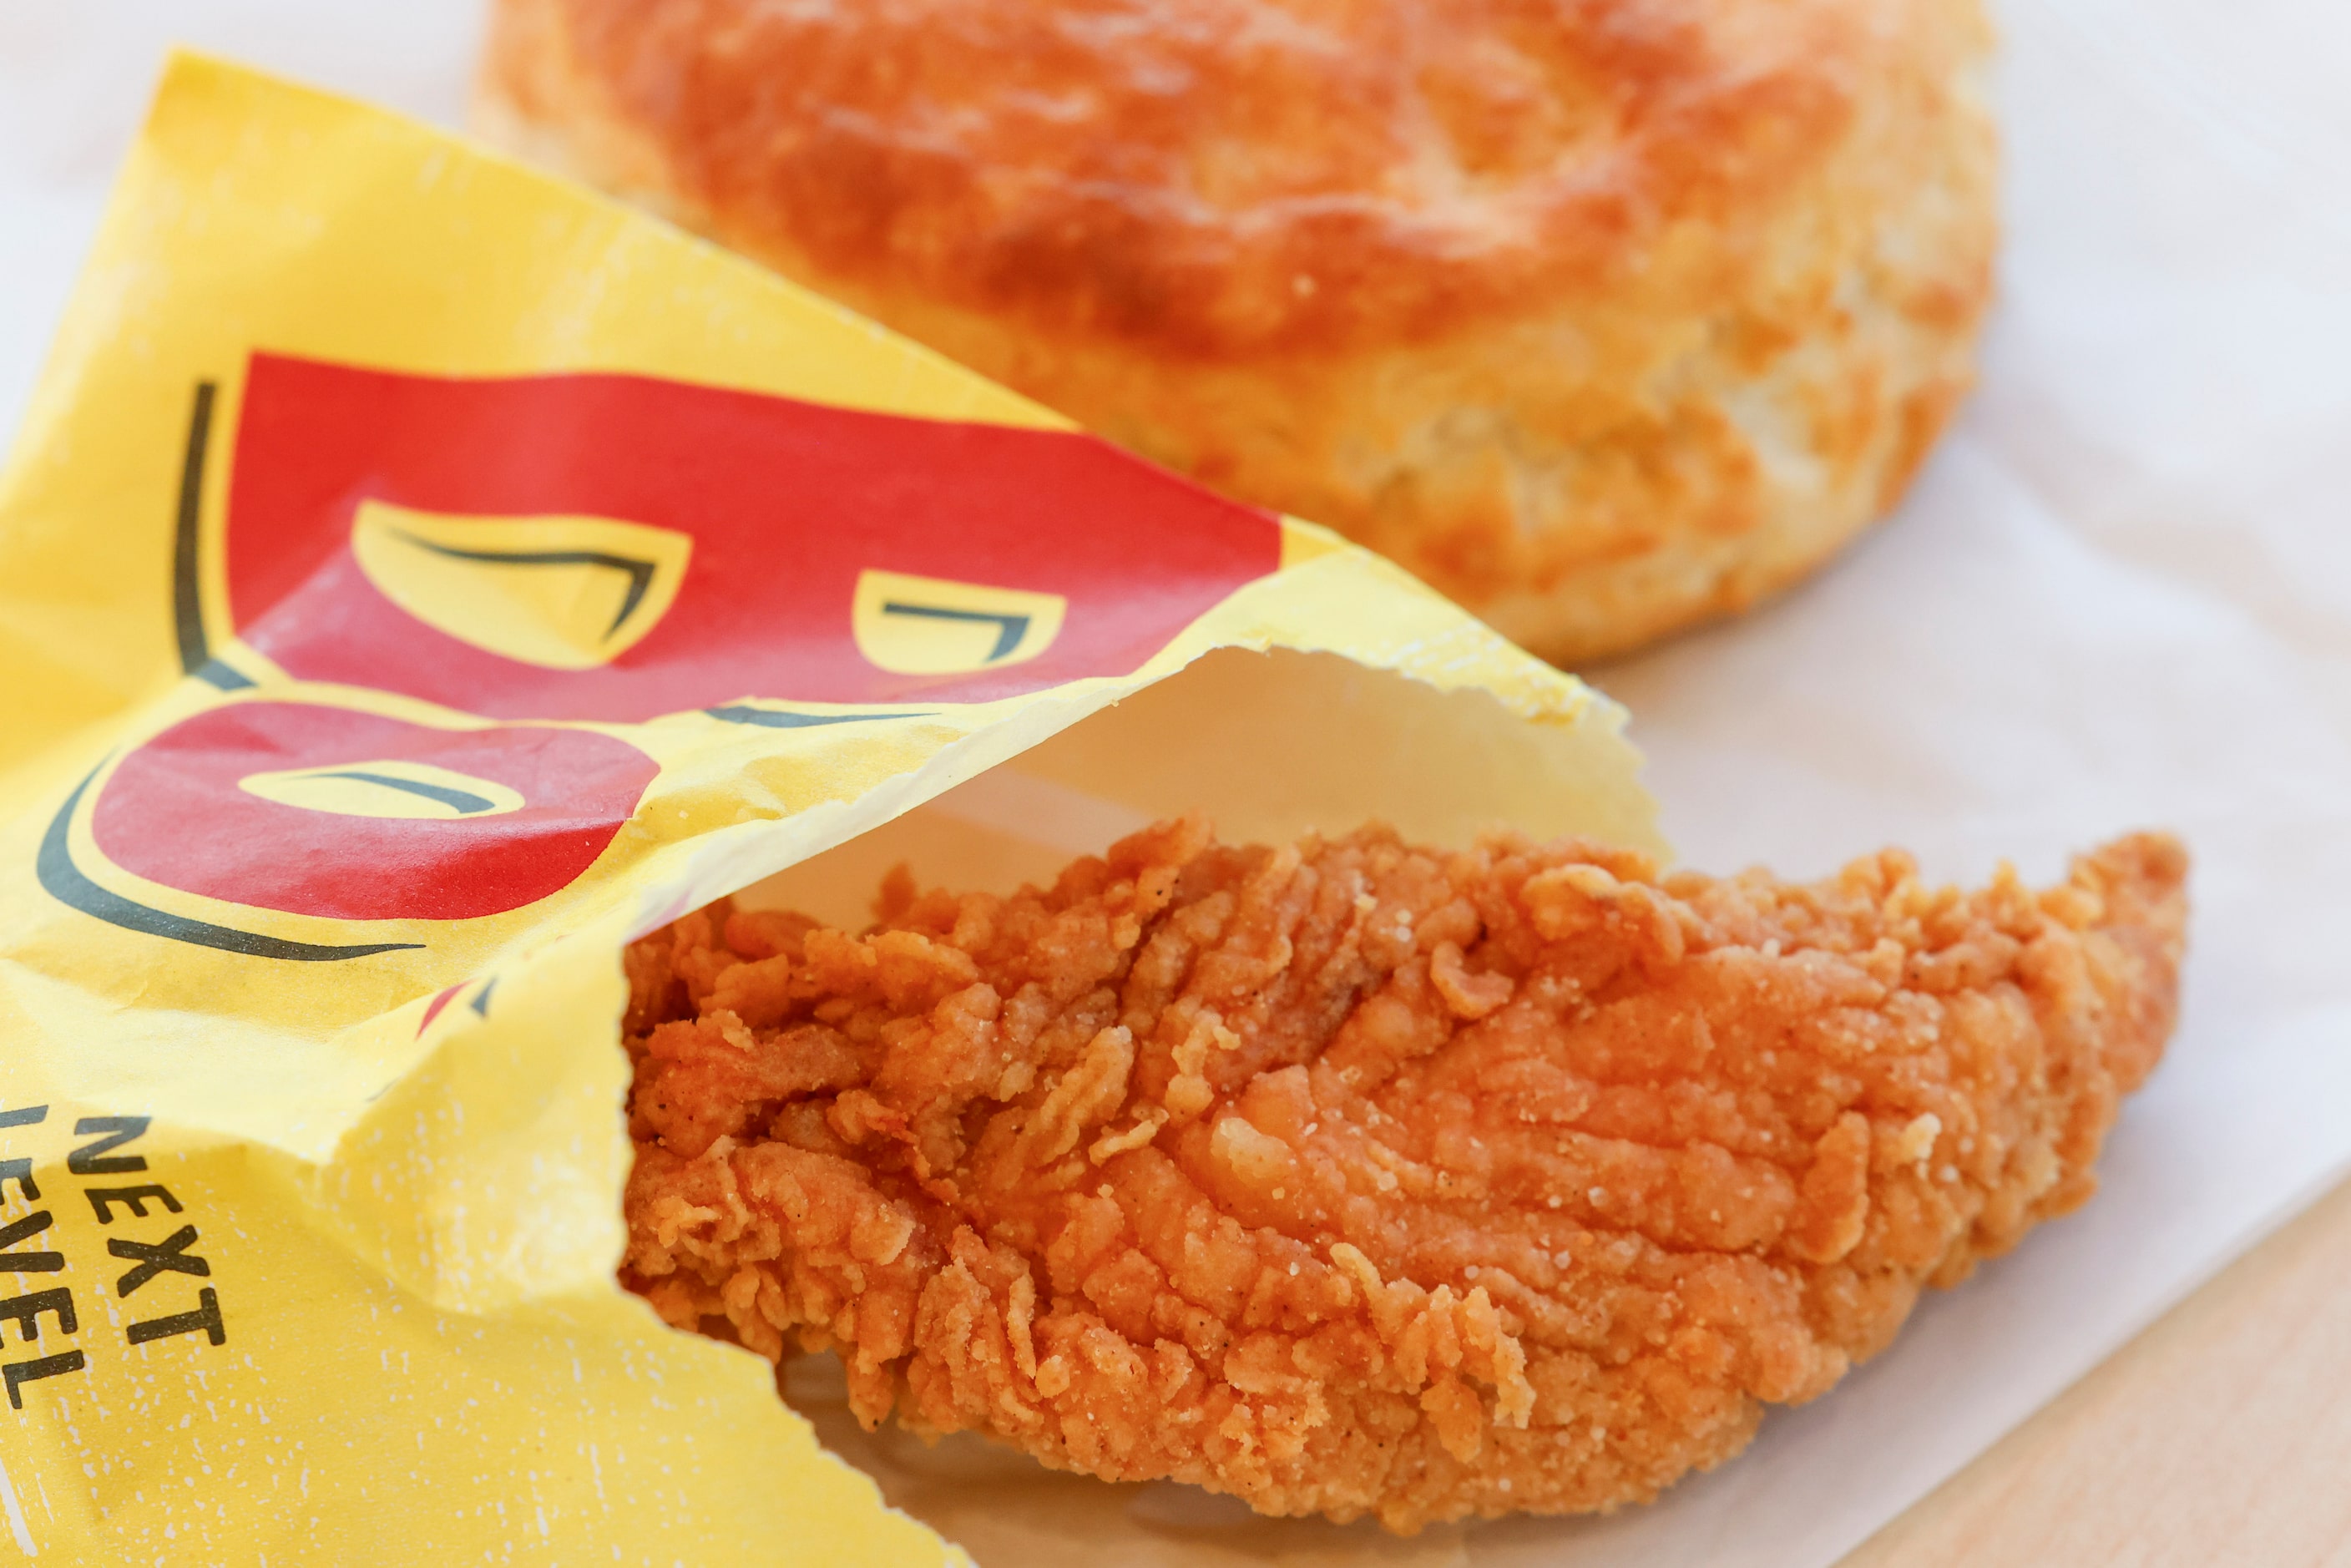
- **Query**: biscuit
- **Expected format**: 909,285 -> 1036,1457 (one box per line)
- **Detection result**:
478,0 -> 1996,663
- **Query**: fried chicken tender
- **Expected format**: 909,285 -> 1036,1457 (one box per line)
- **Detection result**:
618,817 -> 2187,1531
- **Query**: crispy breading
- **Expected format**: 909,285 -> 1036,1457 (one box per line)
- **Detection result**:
619,818 -> 2187,1530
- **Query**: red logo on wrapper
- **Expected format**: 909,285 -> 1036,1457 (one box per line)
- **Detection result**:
223,355 -> 1283,721
42,353 -> 1282,958
91,703 -> 659,922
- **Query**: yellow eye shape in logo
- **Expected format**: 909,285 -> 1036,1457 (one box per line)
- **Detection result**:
351,500 -> 693,670
852,569 -> 1066,676
237,759 -> 527,821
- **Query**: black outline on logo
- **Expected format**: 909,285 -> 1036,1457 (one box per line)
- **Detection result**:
170,381 -> 254,693
170,382 -> 216,678
385,530 -> 662,640
702,706 -> 929,729
37,766 -> 425,963
879,600 -> 1031,664
294,769 -> 502,817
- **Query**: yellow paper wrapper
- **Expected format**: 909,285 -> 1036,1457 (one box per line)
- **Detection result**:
0,56 -> 1659,1564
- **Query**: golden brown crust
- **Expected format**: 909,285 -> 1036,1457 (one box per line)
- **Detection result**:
480,0 -> 1995,664
617,819 -> 2183,1529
